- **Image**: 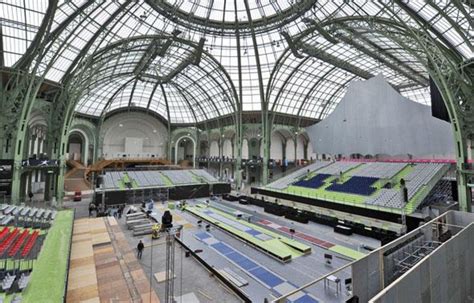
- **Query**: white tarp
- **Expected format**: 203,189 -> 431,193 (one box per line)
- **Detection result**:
306,75 -> 455,157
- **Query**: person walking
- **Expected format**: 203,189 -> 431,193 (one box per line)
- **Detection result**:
137,240 -> 144,259
118,205 -> 123,219
88,202 -> 96,217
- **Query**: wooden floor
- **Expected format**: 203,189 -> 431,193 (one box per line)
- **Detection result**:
67,217 -> 159,302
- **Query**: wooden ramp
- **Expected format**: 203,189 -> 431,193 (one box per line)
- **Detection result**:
67,217 -> 159,302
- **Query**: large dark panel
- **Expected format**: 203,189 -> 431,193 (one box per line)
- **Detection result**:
212,183 -> 231,195
0,160 -> 13,196
451,180 -> 458,201
430,77 -> 450,122
169,184 -> 210,200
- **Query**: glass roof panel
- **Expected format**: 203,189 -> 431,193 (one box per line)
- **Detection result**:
0,0 -> 470,124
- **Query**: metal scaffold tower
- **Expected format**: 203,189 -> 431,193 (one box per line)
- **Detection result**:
164,225 -> 183,303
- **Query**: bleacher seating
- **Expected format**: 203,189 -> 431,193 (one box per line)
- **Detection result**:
316,161 -> 360,175
326,176 -> 378,196
366,189 -> 403,209
2,273 -> 15,292
365,163 -> 448,209
8,230 -> 29,257
0,228 -> 19,256
128,171 -> 166,187
103,171 -> 124,189
0,228 -> 9,242
17,273 -> 30,291
349,162 -> 406,179
293,174 -> 331,189
267,162 -> 330,189
21,231 -> 39,258
404,164 -> 446,200
191,170 -> 218,182
103,169 -> 220,189
161,170 -> 197,184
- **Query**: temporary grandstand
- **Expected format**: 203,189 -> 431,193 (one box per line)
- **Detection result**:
263,161 -> 450,214
101,169 -> 223,190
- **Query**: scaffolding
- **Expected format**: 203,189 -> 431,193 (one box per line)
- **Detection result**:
164,225 -> 183,303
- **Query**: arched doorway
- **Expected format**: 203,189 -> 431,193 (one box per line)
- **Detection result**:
175,136 -> 196,167
67,131 -> 88,165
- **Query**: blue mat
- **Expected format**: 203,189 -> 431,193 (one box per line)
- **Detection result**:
195,232 -> 212,240
211,242 -> 234,255
193,231 -> 319,303
246,229 -> 262,236
293,294 -> 319,303
249,267 -> 284,288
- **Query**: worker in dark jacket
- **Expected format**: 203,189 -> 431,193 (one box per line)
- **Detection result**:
161,210 -> 173,230
137,240 -> 144,259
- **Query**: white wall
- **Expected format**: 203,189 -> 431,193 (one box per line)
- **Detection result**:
223,139 -> 233,158
210,141 -> 219,157
101,112 -> 168,159
286,138 -> 295,161
176,139 -> 194,161
68,143 -> 81,161
270,133 -> 283,161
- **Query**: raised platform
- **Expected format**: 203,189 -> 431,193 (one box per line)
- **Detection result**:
95,182 -> 231,206
250,188 -> 421,236
258,219 -> 366,260
185,205 -> 311,262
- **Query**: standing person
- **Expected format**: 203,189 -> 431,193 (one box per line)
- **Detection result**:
118,205 -> 123,219
137,240 -> 144,259
88,202 -> 95,217
161,211 -> 173,230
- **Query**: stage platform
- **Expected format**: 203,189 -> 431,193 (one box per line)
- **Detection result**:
95,181 -> 231,206
176,198 -> 370,302
258,219 -> 365,260
185,205 -> 311,262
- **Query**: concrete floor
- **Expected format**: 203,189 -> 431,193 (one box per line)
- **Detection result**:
63,198 -> 91,219
178,199 -> 357,303
117,211 -> 242,303
69,195 -> 381,302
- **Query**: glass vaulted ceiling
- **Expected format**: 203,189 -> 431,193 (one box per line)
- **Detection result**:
0,0 -> 472,124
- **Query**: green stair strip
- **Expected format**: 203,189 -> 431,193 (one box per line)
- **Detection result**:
186,205 -> 310,261
122,173 -> 130,183
328,245 -> 366,260
209,207 -> 312,254
22,210 -> 73,303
